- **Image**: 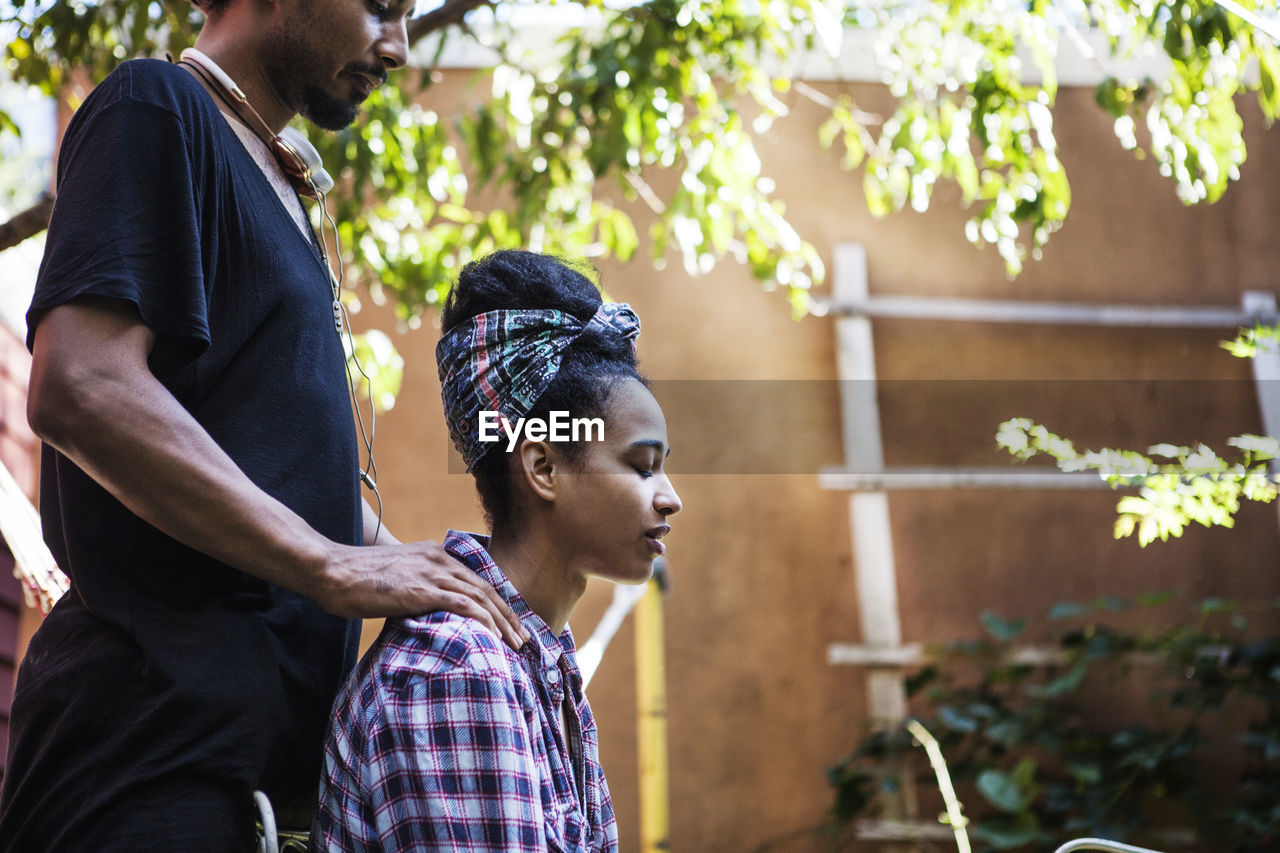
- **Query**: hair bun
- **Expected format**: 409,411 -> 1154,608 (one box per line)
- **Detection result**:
444,250 -> 603,332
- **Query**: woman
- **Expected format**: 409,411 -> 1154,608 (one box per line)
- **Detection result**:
313,250 -> 682,852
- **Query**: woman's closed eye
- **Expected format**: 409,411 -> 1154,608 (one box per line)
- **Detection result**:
627,439 -> 669,479
628,453 -> 658,478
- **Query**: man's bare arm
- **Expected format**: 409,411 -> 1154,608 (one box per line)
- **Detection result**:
29,297 -> 527,647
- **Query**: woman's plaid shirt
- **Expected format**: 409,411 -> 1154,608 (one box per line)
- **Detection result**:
312,531 -> 619,852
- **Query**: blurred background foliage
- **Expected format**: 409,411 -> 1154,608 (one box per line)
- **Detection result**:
827,596 -> 1280,850
1,0 -> 1278,320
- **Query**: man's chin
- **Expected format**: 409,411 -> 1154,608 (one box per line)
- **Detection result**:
301,88 -> 359,131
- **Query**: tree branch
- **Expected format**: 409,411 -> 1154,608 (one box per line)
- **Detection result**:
793,80 -> 880,125
0,192 -> 54,254
407,0 -> 494,47
625,172 -> 666,215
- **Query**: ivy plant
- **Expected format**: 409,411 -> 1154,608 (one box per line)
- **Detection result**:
827,595 -> 1280,850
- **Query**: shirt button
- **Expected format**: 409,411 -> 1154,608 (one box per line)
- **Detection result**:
546,668 -> 561,684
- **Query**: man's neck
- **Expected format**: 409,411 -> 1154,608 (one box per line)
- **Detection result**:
191,30 -> 294,134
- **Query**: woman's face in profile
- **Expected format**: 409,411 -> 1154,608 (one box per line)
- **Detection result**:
552,379 -> 682,585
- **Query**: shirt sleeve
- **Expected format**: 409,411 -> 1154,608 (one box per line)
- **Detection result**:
330,663 -> 548,853
28,73 -> 212,361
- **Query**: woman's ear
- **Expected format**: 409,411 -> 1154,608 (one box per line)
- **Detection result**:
517,440 -> 557,502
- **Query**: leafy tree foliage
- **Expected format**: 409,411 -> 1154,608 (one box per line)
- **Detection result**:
998,326 -> 1280,545
2,0 -> 1279,321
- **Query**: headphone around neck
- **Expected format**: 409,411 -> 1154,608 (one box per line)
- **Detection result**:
179,48 -> 335,198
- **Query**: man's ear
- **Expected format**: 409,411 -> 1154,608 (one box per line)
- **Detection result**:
517,440 -> 557,502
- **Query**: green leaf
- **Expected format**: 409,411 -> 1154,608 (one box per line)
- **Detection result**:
904,665 -> 938,697
1066,759 -> 1102,785
1011,757 -> 1037,792
1138,591 -> 1174,608
971,817 -> 1041,850
986,718 -> 1024,748
938,705 -> 979,734
345,330 -> 404,414
1030,658 -> 1089,698
981,610 -> 1028,641
1095,78 -> 1125,117
863,169 -> 893,217
0,109 -> 20,139
977,768 -> 1027,814
610,209 -> 639,261
1049,601 -> 1090,621
1200,597 -> 1236,614
1260,48 -> 1280,120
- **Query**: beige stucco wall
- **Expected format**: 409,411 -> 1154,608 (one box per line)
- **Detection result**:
354,75 -> 1280,852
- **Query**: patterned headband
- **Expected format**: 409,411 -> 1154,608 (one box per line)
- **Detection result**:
436,303 -> 641,470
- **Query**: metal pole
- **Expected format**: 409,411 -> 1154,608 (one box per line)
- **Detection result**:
634,561 -> 670,853
1240,293 -> 1280,538
579,582 -> 648,689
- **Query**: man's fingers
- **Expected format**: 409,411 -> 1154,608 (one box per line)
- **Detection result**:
431,550 -> 530,649
436,591 -> 504,642
342,541 -> 531,649
424,568 -> 526,649
456,571 -> 529,645
459,578 -> 529,649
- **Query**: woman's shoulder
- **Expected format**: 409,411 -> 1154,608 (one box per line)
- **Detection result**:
378,613 -> 521,684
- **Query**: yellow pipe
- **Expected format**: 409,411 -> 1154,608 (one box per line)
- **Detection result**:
634,572 -> 670,852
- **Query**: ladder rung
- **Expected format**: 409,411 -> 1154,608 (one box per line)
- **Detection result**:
820,467 -> 1120,490
824,295 -> 1272,328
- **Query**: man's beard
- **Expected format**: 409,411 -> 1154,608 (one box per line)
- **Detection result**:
267,16 -> 360,131
301,86 -> 358,131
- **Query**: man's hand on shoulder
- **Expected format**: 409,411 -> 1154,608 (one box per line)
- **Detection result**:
314,540 -> 529,650
28,298 -> 528,651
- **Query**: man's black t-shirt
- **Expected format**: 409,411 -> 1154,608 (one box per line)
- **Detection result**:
0,59 -> 363,848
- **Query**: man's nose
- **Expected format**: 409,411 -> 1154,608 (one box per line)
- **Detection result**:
376,18 -> 408,70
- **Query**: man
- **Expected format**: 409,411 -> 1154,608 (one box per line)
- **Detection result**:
0,0 -> 526,849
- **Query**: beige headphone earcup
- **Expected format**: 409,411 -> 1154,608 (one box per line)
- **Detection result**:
181,50 -> 335,197
276,127 -> 335,195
